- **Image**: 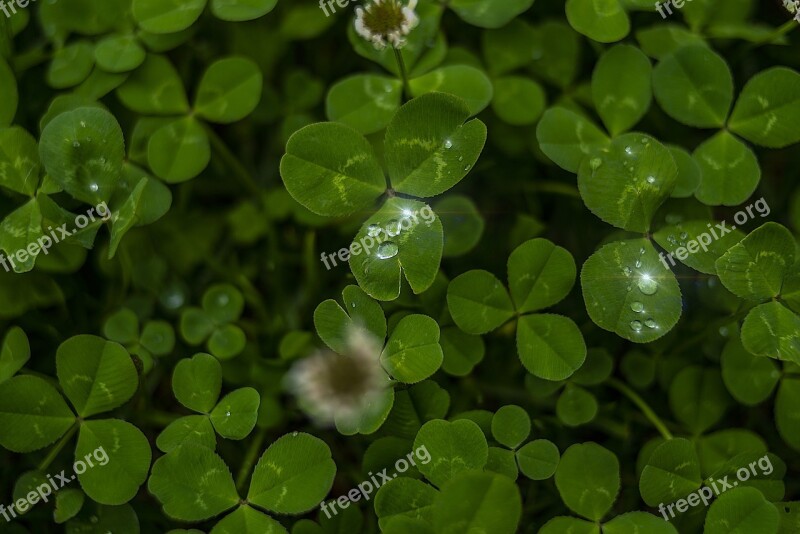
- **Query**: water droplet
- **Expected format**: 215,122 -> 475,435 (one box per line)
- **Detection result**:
646,176 -> 656,184
217,293 -> 229,306
80,120 -> 87,128
90,516 -> 99,524
637,275 -> 658,295
635,260 -> 642,268
375,242 -> 398,259
680,232 -> 688,240
367,224 -> 381,237
625,146 -> 633,155
292,431 -> 299,437
72,141 -> 80,148
641,137 -> 650,144
590,157 -> 602,170
384,84 -> 393,92
644,319 -> 657,329
630,320 -> 643,332
386,219 -> 401,235
667,235 -> 677,245
628,166 -> 635,172
631,301 -> 644,313
225,411 -> 231,417
623,267 -> 632,276
444,139 -> 453,149
88,182 -> 99,192
351,302 -> 356,308
719,326 -> 729,337
639,247 -> 645,255
458,156 -> 463,162
464,164 -> 471,171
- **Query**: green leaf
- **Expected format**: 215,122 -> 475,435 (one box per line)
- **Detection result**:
539,517 -> 599,534
635,24 -> 707,60
604,512 -> 678,533
565,0 -> 630,43
375,478 -> 438,530
435,195 -> 484,257
314,285 -> 387,353
39,107 -> 125,204
208,324 -> 247,360
180,308 -> 216,345
94,34 -> 146,73
76,419 -> 152,505
536,107 -> 610,173
0,375 -> 75,452
486,446 -> 519,479
716,223 -> 795,300
508,238 -> 576,313
0,198 -> 43,273
776,380 -> 800,450
149,443 -> 239,521
103,308 -> 140,345
432,471 -> 521,534
741,302 -> 800,364
440,327 -> 484,376
0,127 -> 40,196
157,415 -> 217,453
247,432 -> 336,514
639,438 -> 702,506
0,326 -> 30,383
116,55 -> 190,115
381,315 -> 443,384
490,76 -> 546,126
211,0 -> 278,21
491,405 -> 530,449
280,122 -> 385,217
704,487 -> 779,534
349,198 -> 444,300
652,45 -> 733,128
721,335 -> 780,405
195,57 -> 263,123
653,219 -> 745,274
669,366 -> 730,434
555,442 -> 620,521
173,353 -> 222,413
729,67 -> 800,148
203,284 -> 245,324
578,133 -> 677,232
447,270 -> 514,334
592,44 -> 652,135
148,117 -> 211,183
414,419 -> 488,487
133,0 -> 207,33
326,75 -> 402,135
449,0 -> 534,28
668,145 -> 702,198
517,314 -> 586,381
211,506 -> 287,534
516,439 -> 560,480
210,387 -> 260,439
0,56 -> 17,126
582,239 -> 682,342
482,20 -> 537,77
409,66 -> 494,116
556,384 -> 598,426
54,488 -> 85,524
693,130 -> 760,206
47,41 -> 95,89
385,93 -> 487,197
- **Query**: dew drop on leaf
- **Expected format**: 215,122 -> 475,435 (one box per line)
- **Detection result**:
444,139 -> 453,149
375,242 -> 398,259
630,320 -> 643,332
623,267 -> 632,276
646,176 -> 656,184
644,319 -> 657,329
630,301 -> 644,313
367,224 -> 381,237
637,274 -> 658,295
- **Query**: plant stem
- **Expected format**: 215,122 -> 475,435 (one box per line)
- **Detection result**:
236,427 -> 268,493
38,422 -> 79,472
392,46 -> 411,100
204,124 -> 263,198
608,378 -> 673,440
749,19 -> 798,49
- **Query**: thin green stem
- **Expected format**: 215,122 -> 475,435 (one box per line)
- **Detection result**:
236,427 -> 268,493
204,124 -> 262,198
392,46 -> 411,100
608,378 -> 673,440
38,422 -> 79,472
748,19 -> 798,49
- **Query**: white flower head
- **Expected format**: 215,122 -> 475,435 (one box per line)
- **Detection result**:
784,0 -> 800,14
287,324 -> 389,427
355,0 -> 419,50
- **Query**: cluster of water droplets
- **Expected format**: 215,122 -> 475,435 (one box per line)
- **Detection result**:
622,246 -> 660,333
443,138 -> 470,171
665,227 -> 690,248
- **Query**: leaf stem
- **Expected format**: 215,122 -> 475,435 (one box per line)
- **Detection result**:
748,18 -> 798,49
607,378 -> 673,440
38,421 -> 79,472
236,427 -> 268,494
392,46 -> 411,101
204,124 -> 263,198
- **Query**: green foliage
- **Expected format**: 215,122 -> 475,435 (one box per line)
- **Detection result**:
2,0 -> 799,532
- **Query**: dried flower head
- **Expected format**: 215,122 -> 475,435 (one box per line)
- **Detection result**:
355,0 -> 419,50
287,325 -> 389,426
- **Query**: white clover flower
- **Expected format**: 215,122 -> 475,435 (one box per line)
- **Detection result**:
355,0 -> 419,50
287,325 -> 389,426
784,0 -> 800,19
